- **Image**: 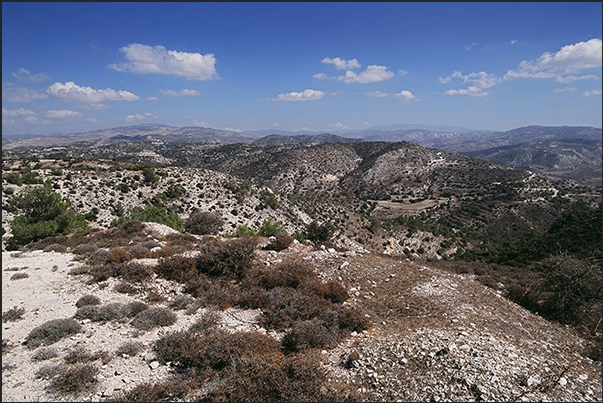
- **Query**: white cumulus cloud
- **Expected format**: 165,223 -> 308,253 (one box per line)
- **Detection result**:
322,57 -> 361,70
338,65 -> 394,84
109,43 -> 219,81
444,86 -> 489,97
160,89 -> 200,97
124,112 -> 154,122
312,73 -> 329,80
394,90 -> 418,102
44,109 -> 83,119
12,68 -> 50,83
47,82 -> 140,103
2,107 -> 36,117
582,89 -> 602,97
2,83 -> 49,102
504,38 -> 602,81
367,90 -> 389,98
272,89 -> 326,102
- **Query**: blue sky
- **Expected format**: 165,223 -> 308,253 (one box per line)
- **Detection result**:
2,2 -> 602,137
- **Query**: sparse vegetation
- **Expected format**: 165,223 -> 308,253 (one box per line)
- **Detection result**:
24,318 -> 82,349
2,306 -> 25,322
75,294 -> 101,308
2,138 -> 601,402
130,307 -> 177,330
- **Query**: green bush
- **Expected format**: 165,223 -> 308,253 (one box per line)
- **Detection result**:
4,182 -> 90,250
227,223 -> 256,237
141,167 -> 159,184
256,218 -> 286,237
111,204 -> 183,232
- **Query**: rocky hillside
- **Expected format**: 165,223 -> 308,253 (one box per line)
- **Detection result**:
2,222 -> 601,402
2,141 -> 601,402
465,138 -> 602,187
3,140 -> 600,260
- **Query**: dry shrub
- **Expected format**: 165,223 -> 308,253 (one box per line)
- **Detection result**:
107,247 -> 132,264
169,294 -> 195,311
281,318 -> 339,352
119,261 -> 154,283
112,220 -> 146,237
10,272 -> 29,280
130,307 -> 177,330
115,341 -> 145,357
148,246 -> 175,259
87,263 -> 117,283
196,237 -> 257,279
188,310 -> 220,332
2,306 -> 25,322
146,290 -> 166,304
336,305 -> 372,333
75,294 -> 101,308
257,261 -> 317,289
205,350 -> 352,402
183,274 -> 214,298
154,255 -> 197,283
73,302 -> 148,323
31,346 -> 60,361
35,363 -> 63,380
264,232 -> 294,251
63,345 -> 110,365
45,363 -> 99,395
43,243 -> 68,253
184,277 -> 240,310
87,248 -> 111,265
111,378 -> 190,402
126,244 -> 150,259
164,232 -> 199,248
2,338 -> 13,355
141,240 -> 160,249
259,287 -> 331,330
24,318 -> 82,349
321,279 -> 349,303
72,243 -> 98,256
154,328 -> 280,371
114,281 -> 139,295
232,285 -> 268,309
185,211 -> 225,235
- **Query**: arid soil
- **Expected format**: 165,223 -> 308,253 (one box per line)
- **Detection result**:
2,223 -> 602,402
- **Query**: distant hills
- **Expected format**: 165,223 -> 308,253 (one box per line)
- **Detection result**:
2,123 -> 600,186
1,123 -> 262,149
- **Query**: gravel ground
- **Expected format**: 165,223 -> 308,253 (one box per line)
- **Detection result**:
2,224 -> 601,402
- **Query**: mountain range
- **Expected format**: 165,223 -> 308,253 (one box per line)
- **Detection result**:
2,123 -> 601,186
